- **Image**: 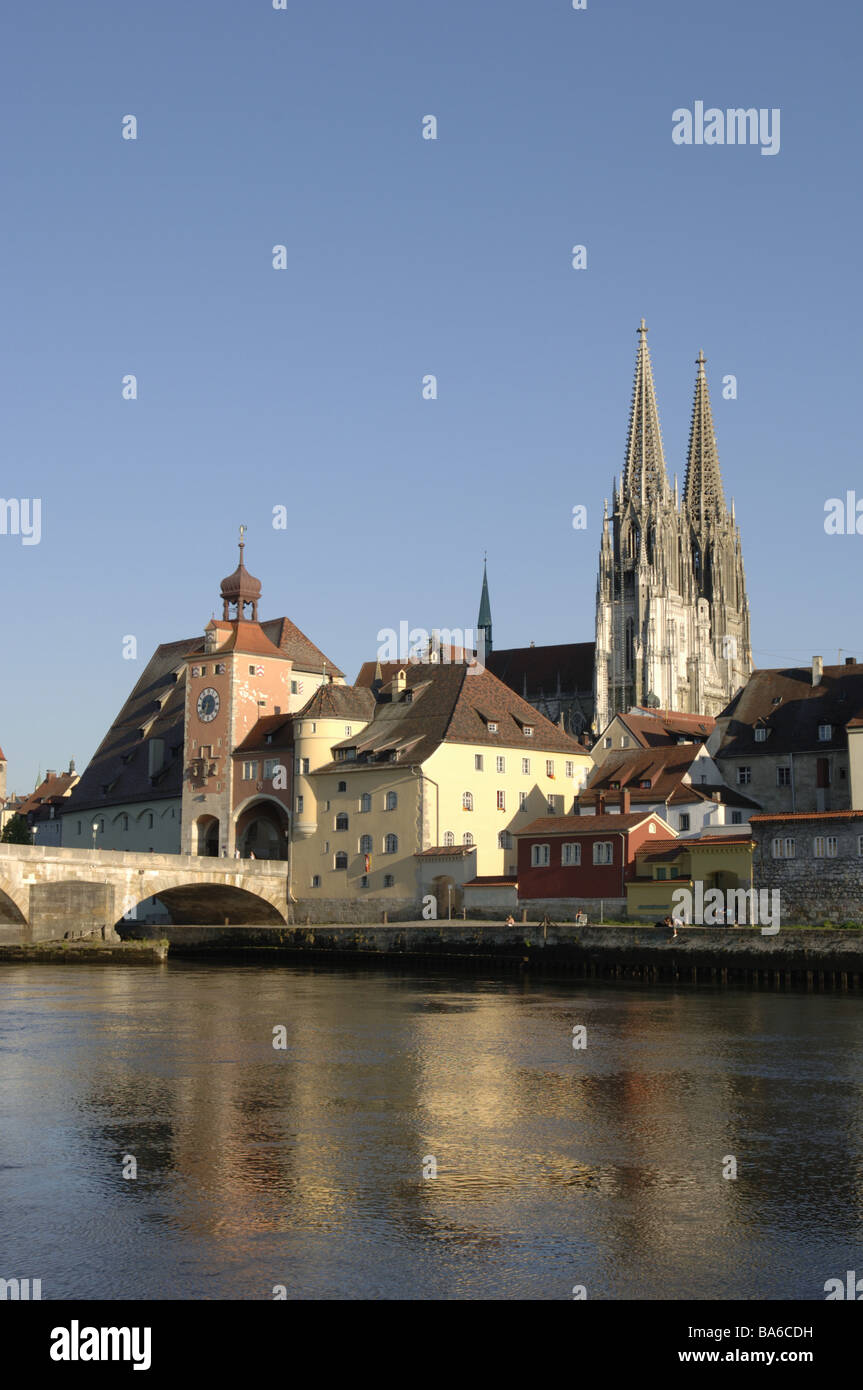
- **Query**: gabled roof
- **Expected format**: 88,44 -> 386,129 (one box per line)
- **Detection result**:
64,638 -> 191,814
324,660 -> 588,773
582,744 -> 705,798
232,715 -> 295,756
18,770 -> 78,818
517,812 -> 667,837
716,665 -> 863,757
260,617 -> 343,678
189,621 -> 287,660
607,708 -> 716,747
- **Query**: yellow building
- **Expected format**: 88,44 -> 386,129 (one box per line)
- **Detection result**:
290,659 -> 593,917
626,830 -> 755,920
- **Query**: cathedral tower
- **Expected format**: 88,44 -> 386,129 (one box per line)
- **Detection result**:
593,324 -> 752,732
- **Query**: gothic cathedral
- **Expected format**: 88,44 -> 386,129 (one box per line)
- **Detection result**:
593,322 -> 752,731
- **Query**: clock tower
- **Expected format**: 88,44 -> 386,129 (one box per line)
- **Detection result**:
180,535 -> 295,857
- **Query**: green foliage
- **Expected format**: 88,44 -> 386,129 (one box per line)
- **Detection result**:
1,814 -> 32,845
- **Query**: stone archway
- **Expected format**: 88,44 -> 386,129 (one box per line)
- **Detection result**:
195,815 -> 220,857
234,796 -> 290,861
432,874 -> 461,920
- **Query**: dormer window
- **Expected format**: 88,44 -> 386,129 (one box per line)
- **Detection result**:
524,726 -> 534,737
755,727 -> 767,742
488,721 -> 498,733
639,779 -> 651,789
818,724 -> 832,741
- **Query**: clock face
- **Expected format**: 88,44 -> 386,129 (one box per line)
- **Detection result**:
197,687 -> 220,723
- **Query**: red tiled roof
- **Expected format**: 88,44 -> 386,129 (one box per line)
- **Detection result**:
416,845 -> 475,857
232,715 -> 295,755
464,876 -> 518,887
517,812 -> 663,837
616,709 -> 716,746
18,771 -> 78,817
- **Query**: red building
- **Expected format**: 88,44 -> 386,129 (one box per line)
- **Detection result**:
515,811 -> 676,901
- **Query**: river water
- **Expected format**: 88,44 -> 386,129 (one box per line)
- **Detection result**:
1,961 -> 861,1301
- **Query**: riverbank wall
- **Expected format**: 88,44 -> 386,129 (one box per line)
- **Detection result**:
115,921 -> 863,989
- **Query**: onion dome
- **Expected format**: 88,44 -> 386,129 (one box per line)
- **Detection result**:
220,528 -> 262,620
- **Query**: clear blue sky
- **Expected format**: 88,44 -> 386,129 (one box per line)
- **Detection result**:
1,0 -> 861,791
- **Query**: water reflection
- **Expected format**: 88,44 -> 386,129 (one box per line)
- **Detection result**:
0,963 -> 862,1299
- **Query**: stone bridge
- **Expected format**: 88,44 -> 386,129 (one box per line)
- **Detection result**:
0,844 -> 289,944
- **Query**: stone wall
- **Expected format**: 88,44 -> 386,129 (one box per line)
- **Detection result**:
752,816 -> 863,924
517,896 -> 628,922
290,896 -> 418,924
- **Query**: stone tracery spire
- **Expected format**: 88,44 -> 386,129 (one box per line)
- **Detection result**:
623,319 -> 670,506
683,350 -> 725,519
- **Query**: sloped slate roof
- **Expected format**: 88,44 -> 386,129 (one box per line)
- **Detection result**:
296,683 -> 376,722
486,642 -> 595,697
716,665 -> 863,757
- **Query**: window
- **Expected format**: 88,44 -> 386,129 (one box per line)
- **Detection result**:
462,791 -> 474,811
290,680 -> 298,694
345,725 -> 353,736
565,761 -> 574,778
858,835 -> 863,857
531,843 -> 550,867
546,760 -> 555,778
360,834 -> 373,855
737,766 -> 751,785
813,836 -> 838,858
496,756 -> 506,773
475,754 -> 484,771
593,841 -> 613,865
200,666 -> 207,677
296,795 -> 304,814
497,790 -> 506,811
524,726 -> 534,738
146,812 -> 154,829
562,842 -> 581,866
312,874 -> 321,888
335,812 -> 349,831
77,820 -> 82,834
119,814 -> 128,831
335,852 -> 348,870
242,761 -> 258,780
360,875 -> 368,888
488,722 -> 498,733
384,833 -> 398,854
300,758 -> 309,775
547,795 -> 556,813
360,792 -> 371,813
263,758 -> 279,779
731,811 -> 743,825
248,665 -> 255,675
621,737 -> 630,748
385,791 -> 398,811
639,779 -> 652,789
383,874 -> 395,888
604,736 -> 612,748
755,727 -> 767,742
519,791 -> 528,812
322,841 -> 329,854
777,767 -> 791,787
443,831 -> 455,846
338,780 -> 347,793
522,757 -> 530,775
679,813 -> 690,831
498,830 -> 513,849
772,837 -> 796,859
463,832 -> 474,847
818,724 -> 832,741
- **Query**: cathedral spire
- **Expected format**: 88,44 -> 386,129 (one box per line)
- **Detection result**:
477,554 -> 493,655
623,319 -> 670,506
683,350 -> 725,519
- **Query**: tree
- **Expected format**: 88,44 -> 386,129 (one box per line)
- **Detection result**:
1,814 -> 32,845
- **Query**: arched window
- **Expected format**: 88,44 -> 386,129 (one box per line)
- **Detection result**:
335,812 -> 349,831
146,811 -> 154,829
359,834 -> 373,855
360,792 -> 371,813
443,830 -> 455,846
338,781 -> 347,793
462,791 -> 473,812
385,791 -> 398,811
334,851 -> 348,870
384,833 -> 398,855
463,832 -> 474,847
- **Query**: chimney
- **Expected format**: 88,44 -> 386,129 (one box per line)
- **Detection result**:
846,656 -> 856,666
812,655 -> 823,686
712,789 -> 721,802
620,788 -> 631,814
596,793 -> 606,815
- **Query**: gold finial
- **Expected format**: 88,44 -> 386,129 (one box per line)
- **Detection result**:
238,523 -> 247,557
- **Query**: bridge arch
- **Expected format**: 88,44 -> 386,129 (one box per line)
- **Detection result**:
117,872 -> 287,927
0,875 -> 28,925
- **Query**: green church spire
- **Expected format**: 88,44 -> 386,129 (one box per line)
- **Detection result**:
477,555 -> 493,655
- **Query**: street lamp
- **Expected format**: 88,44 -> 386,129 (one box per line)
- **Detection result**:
91,820 -> 99,850
284,810 -> 294,925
